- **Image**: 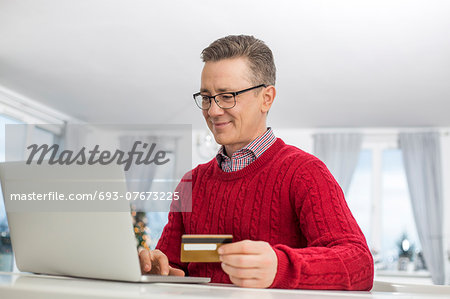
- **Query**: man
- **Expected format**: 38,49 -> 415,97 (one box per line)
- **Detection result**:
139,35 -> 374,290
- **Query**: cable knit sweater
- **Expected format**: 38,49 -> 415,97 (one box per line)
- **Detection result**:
156,138 -> 374,290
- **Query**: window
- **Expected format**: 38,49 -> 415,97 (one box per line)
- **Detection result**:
346,141 -> 426,274
0,114 -> 25,231
381,149 -> 422,271
31,126 -> 55,146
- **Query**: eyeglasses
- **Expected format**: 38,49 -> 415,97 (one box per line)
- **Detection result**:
193,84 -> 267,110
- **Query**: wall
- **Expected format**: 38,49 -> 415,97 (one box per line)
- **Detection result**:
275,128 -> 314,153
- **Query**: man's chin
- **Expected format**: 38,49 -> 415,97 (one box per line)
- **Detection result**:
211,135 -> 229,147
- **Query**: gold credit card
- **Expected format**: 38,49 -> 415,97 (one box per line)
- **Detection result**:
181,234 -> 233,263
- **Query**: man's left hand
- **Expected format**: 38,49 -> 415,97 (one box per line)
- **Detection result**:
218,240 -> 278,288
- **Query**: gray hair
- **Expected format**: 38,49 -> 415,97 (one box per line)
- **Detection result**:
201,35 -> 276,86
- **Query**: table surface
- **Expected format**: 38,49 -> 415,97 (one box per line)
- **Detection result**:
0,271 -> 449,299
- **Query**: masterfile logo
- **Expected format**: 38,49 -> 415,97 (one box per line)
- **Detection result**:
3,124 -> 193,213
26,141 -> 170,171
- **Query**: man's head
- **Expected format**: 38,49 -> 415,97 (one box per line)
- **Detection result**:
201,35 -> 276,87
198,35 -> 277,156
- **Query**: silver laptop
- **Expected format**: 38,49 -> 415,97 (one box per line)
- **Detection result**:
0,161 -> 209,283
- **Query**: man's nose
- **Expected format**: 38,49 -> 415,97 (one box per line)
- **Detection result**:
207,99 -> 224,116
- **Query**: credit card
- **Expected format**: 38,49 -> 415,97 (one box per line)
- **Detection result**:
180,234 -> 233,263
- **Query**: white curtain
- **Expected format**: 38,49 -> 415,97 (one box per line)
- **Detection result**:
399,132 -> 445,285
313,133 -> 363,194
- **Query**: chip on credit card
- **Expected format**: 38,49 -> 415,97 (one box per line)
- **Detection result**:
181,234 -> 233,263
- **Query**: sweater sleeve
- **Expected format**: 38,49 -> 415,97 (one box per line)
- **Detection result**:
155,170 -> 194,274
270,158 -> 374,290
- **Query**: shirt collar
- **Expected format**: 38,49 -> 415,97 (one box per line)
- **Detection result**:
216,127 -> 275,164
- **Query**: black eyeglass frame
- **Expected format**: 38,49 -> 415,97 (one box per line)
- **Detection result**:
193,84 -> 267,110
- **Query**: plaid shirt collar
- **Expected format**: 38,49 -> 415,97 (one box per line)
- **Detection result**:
216,128 -> 276,172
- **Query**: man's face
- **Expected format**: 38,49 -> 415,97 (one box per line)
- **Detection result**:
200,57 -> 269,155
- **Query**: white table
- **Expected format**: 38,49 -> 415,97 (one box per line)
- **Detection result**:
0,272 -> 449,299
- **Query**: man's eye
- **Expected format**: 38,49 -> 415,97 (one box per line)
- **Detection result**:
220,95 -> 233,100
201,96 -> 210,101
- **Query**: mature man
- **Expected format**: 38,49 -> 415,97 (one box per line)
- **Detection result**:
139,35 -> 374,290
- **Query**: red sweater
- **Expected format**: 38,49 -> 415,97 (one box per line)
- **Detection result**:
156,139 -> 374,290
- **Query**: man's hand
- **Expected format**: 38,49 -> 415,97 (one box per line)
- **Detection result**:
138,248 -> 185,276
218,240 -> 278,288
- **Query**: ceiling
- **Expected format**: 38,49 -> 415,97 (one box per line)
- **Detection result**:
0,0 -> 449,130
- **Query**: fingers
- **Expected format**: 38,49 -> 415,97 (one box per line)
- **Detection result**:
169,266 -> 185,277
138,249 -> 185,277
219,240 -> 278,288
221,263 -> 258,279
218,240 -> 266,255
139,249 -> 152,273
223,260 -> 276,288
229,276 -> 260,288
138,249 -> 170,275
219,254 -> 261,268
151,250 -> 170,275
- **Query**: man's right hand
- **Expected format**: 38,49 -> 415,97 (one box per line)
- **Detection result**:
138,249 -> 185,276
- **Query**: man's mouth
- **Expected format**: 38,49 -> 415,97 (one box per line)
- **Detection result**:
212,121 -> 231,129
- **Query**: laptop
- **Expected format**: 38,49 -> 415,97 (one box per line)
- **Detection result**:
0,161 -> 209,283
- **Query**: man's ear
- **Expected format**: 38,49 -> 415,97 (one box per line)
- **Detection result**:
261,85 -> 276,113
